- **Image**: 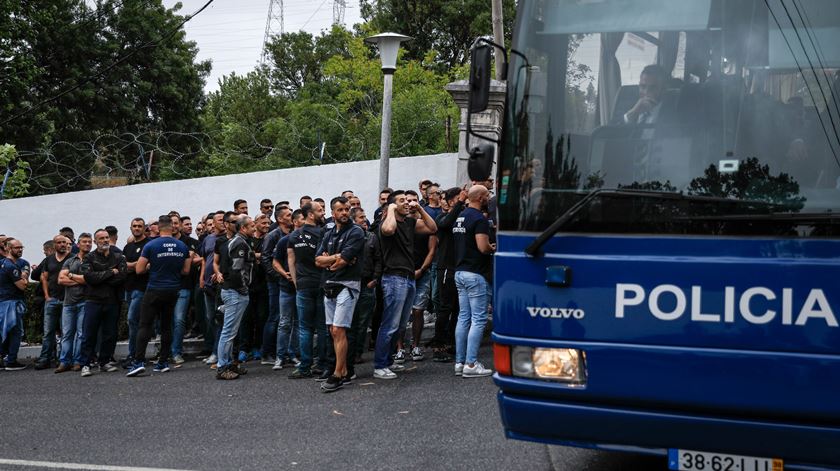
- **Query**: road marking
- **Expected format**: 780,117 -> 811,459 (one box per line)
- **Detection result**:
0,458 -> 196,471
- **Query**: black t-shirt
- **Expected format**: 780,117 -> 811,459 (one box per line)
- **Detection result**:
413,232 -> 431,270
43,253 -> 69,300
454,207 -> 493,282
378,217 -> 416,279
123,238 -> 150,292
175,234 -> 199,289
214,234 -> 230,271
273,234 -> 294,292
248,235 -> 266,292
289,224 -> 323,290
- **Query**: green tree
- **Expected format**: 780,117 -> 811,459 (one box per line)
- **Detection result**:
264,26 -> 352,98
0,144 -> 31,199
0,0 -> 210,194
359,0 -> 516,69
202,69 -> 292,175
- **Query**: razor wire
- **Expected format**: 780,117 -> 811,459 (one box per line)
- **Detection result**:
9,101 -> 452,194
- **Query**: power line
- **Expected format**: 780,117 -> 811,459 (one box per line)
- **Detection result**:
301,0 -> 330,30
1,0 -> 216,128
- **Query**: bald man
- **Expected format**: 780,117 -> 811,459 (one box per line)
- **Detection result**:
35,235 -> 72,369
452,184 -> 495,378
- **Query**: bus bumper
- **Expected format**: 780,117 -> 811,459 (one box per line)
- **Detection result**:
497,389 -> 840,470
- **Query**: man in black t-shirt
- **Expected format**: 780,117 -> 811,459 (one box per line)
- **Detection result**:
170,214 -> 200,364
271,209 -> 304,369
372,190 -> 437,380
453,185 -> 495,378
34,235 -> 71,369
431,187 -> 467,361
260,206 -> 293,364
401,191 -> 437,363
122,217 -> 149,365
287,202 -> 327,379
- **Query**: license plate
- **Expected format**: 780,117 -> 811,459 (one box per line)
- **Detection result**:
668,449 -> 783,471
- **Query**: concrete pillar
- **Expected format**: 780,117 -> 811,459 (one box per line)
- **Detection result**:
445,79 -> 507,185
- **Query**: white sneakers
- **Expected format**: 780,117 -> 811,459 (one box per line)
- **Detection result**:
454,363 -> 464,376
204,354 -> 218,365
272,358 -> 283,370
462,362 -> 493,378
374,368 -> 397,380
410,347 -> 424,361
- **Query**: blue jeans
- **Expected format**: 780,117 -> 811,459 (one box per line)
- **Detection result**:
454,271 -> 490,365
277,289 -> 298,360
171,288 -> 191,357
296,288 -> 325,371
203,291 -> 221,353
125,289 -> 144,359
374,274 -> 416,369
59,303 -> 85,365
261,280 -> 280,358
1,301 -> 25,363
38,299 -> 63,364
216,289 -> 249,369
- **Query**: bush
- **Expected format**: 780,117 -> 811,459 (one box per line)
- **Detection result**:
21,282 -> 129,345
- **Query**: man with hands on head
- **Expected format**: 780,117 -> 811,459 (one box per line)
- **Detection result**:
372,190 -> 437,380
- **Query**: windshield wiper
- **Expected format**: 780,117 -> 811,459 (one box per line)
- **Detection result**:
523,189 -> 786,257
525,189 -> 628,257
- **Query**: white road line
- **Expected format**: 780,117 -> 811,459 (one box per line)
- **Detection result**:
0,458 -> 196,471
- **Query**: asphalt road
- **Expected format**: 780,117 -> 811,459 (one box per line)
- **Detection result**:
0,345 -> 666,471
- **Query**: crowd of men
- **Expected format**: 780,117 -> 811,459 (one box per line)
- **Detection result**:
0,179 -> 496,392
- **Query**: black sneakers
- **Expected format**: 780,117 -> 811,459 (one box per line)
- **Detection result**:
432,348 -> 453,362
320,375 -> 343,393
314,370 -> 332,382
5,361 -> 27,371
288,368 -> 313,379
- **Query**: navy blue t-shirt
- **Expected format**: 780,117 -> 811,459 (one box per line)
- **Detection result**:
273,234 -> 294,292
453,207 -> 493,282
141,237 -> 189,290
0,258 -> 29,301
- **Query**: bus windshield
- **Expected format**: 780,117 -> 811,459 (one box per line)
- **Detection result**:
497,0 -> 840,237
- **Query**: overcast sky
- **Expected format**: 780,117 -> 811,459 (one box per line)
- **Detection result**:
162,0 -> 364,92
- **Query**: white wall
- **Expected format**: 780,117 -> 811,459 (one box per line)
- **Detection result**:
0,153 -> 459,265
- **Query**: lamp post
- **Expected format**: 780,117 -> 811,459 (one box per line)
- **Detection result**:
365,32 -> 411,191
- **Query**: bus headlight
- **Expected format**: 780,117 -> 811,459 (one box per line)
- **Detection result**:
511,346 -> 587,384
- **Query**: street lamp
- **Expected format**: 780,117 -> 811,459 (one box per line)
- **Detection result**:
365,32 -> 411,191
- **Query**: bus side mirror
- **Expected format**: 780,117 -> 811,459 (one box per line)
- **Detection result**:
468,44 -> 492,113
468,143 -> 495,182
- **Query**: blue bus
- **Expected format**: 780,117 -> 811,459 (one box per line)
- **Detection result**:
465,1 -> 840,469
